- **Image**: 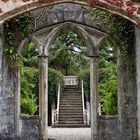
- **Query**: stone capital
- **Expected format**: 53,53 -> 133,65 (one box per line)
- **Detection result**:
90,55 -> 99,63
38,54 -> 48,63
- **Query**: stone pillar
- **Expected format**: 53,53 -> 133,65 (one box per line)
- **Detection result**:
0,25 -> 20,138
0,25 -> 3,133
90,56 -> 99,140
38,55 -> 48,140
117,25 -> 136,140
136,26 -> 140,139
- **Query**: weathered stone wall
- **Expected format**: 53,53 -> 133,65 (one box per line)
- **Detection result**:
31,4 -> 107,33
98,116 -> 120,140
0,27 -> 20,138
0,24 -> 20,138
19,115 -> 41,140
136,26 -> 140,139
0,56 -> 19,137
118,24 -> 137,140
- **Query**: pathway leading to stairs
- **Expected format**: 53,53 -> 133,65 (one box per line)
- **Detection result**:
48,127 -> 91,140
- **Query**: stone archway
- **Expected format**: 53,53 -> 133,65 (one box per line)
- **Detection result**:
29,20 -> 107,140
0,2 -> 140,140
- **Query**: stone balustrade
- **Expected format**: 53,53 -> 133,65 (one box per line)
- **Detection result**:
64,76 -> 78,86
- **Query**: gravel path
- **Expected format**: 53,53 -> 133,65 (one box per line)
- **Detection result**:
48,127 -> 91,140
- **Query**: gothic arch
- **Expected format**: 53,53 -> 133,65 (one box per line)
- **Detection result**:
43,22 -> 96,56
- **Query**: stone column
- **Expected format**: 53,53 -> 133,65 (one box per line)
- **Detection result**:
136,26 -> 140,139
0,25 -> 3,134
90,56 -> 99,140
38,55 -> 48,140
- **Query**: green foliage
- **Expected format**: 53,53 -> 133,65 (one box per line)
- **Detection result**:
20,66 -> 64,115
20,67 -> 38,115
90,8 -> 135,115
49,39 -> 71,75
77,69 -> 90,91
22,41 -> 39,68
100,75 -> 117,115
3,13 -> 31,64
99,66 -> 116,83
49,32 -> 89,75
3,26 -> 16,61
98,42 -> 118,115
20,41 -> 64,114
48,68 -> 64,103
20,41 -> 39,115
14,13 -> 31,36
91,8 -> 134,54
22,41 -> 38,58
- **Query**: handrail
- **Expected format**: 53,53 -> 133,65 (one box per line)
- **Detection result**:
56,83 -> 61,123
81,80 -> 86,124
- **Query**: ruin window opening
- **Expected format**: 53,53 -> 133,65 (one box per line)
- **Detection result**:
98,39 -> 118,116
20,41 -> 39,116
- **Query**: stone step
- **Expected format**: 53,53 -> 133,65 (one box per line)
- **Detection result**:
60,107 -> 83,110
60,103 -> 82,105
60,108 -> 83,110
59,120 -> 83,122
61,93 -> 81,95
62,93 -> 81,95
59,117 -> 83,121
62,90 -> 81,93
60,104 -> 82,106
60,102 -> 82,106
58,120 -> 84,124
59,112 -> 83,115
59,110 -> 83,114
61,95 -> 82,98
64,85 -> 78,89
52,124 -> 89,128
61,94 -> 82,97
63,89 -> 79,91
61,97 -> 82,99
60,97 -> 82,101
60,100 -> 82,103
59,114 -> 83,118
55,86 -> 85,127
59,116 -> 83,120
60,109 -> 83,111
59,109 -> 83,111
60,105 -> 82,107
60,102 -> 82,105
60,99 -> 82,102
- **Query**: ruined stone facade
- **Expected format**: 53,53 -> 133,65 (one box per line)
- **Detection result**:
0,2 -> 139,140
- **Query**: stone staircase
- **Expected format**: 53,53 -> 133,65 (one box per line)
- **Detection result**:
54,85 -> 87,127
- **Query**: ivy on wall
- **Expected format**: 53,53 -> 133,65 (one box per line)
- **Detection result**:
3,13 -> 31,66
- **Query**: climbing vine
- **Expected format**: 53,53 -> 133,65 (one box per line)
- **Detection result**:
91,8 -> 135,62
3,12 -> 31,66
91,8 -> 135,115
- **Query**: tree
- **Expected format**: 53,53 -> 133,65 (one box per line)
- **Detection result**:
49,32 -> 89,75
20,67 -> 38,115
20,41 -> 64,115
